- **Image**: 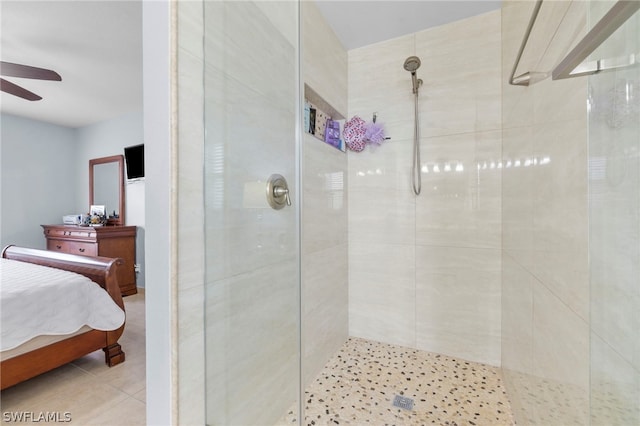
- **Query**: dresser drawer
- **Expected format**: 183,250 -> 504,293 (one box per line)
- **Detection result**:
47,239 -> 98,257
43,227 -> 95,240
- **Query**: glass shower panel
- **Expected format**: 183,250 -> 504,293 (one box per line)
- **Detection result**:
588,3 -> 639,424
203,1 -> 300,425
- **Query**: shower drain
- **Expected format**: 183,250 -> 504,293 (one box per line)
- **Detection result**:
392,394 -> 414,411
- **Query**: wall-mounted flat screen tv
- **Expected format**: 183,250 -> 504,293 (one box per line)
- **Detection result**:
124,144 -> 144,179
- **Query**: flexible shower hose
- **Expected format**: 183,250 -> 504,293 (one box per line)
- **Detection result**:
411,91 -> 421,195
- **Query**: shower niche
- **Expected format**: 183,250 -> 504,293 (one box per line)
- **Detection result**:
304,83 -> 345,151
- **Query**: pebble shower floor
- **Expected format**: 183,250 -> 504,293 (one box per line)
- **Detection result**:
281,337 -> 515,425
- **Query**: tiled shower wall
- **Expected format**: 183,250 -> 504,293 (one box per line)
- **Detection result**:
347,10 -> 502,366
176,2 -> 350,424
301,1 -> 349,385
177,2 -> 206,424
501,1 -> 590,424
588,3 -> 640,424
202,2 -> 300,424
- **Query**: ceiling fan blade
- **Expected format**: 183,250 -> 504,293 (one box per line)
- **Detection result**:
0,61 -> 61,81
0,78 -> 42,101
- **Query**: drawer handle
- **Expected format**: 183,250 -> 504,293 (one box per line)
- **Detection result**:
78,248 -> 85,253
56,245 -> 62,249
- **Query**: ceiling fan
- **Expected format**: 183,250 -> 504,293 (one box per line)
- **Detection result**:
0,61 -> 61,101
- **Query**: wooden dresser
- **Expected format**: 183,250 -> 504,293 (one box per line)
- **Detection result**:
41,225 -> 137,296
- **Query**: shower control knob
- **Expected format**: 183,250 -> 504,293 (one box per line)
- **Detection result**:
273,186 -> 291,206
266,174 -> 291,210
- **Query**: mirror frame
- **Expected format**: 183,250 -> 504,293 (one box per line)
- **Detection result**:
89,155 -> 125,226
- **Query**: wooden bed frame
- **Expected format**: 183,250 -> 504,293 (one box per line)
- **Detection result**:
1,245 -> 126,390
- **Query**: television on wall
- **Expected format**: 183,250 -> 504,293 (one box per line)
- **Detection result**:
124,144 -> 144,179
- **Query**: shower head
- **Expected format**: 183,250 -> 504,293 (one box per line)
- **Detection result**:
403,56 -> 421,73
403,56 -> 422,94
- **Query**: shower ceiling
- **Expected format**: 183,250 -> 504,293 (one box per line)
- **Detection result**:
314,0 -> 503,49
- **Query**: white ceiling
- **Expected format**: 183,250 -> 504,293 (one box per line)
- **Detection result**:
315,0 -> 502,50
0,0 -> 500,129
0,1 -> 142,128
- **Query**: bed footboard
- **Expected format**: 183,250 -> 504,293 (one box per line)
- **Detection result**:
1,245 -> 127,390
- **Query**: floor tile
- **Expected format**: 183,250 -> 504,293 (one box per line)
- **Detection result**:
283,337 -> 515,425
1,291 -> 146,425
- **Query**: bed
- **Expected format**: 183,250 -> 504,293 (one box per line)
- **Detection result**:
0,245 -> 126,390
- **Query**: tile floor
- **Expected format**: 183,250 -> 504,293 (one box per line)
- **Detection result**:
1,290 -> 146,425
282,337 -> 515,425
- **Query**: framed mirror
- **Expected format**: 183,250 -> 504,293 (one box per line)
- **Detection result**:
89,155 -> 125,226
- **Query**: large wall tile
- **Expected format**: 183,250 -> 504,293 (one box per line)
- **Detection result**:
202,1 -> 301,424
348,141 -> 416,245
531,118 -> 589,321
302,243 -> 349,385
501,253 -> 535,424
501,1 -> 535,131
302,135 -> 348,255
589,65 -> 640,371
591,333 -> 640,425
203,1 -> 296,109
349,34 -> 415,99
205,260 -> 299,425
533,74 -> 587,125
256,0 -> 298,49
416,130 -> 502,249
501,125 -> 535,270
349,241 -> 416,348
177,3 -> 206,423
501,2 -> 591,423
501,254 -> 533,375
416,11 -> 502,137
204,66 -> 297,282
519,1 -> 585,75
303,1 -> 348,116
177,0 -> 204,58
348,34 -> 416,142
532,281 -> 589,425
588,46 -> 640,424
177,47 -> 205,292
300,0 -> 350,392
348,10 -> 502,366
415,246 -> 501,366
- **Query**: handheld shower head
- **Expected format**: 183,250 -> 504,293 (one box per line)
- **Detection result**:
403,56 -> 421,73
403,56 -> 422,94
404,56 -> 423,195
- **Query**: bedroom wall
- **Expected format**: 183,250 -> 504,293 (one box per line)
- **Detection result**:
0,113 -> 77,249
75,111 -> 146,287
0,111 -> 145,287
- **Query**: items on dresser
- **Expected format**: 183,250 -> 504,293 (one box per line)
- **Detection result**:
63,214 -> 82,225
41,225 -> 137,296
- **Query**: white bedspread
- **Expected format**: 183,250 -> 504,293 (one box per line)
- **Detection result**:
0,258 -> 125,351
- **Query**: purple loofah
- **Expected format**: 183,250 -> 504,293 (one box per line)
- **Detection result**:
344,116 -> 367,152
364,121 -> 385,146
